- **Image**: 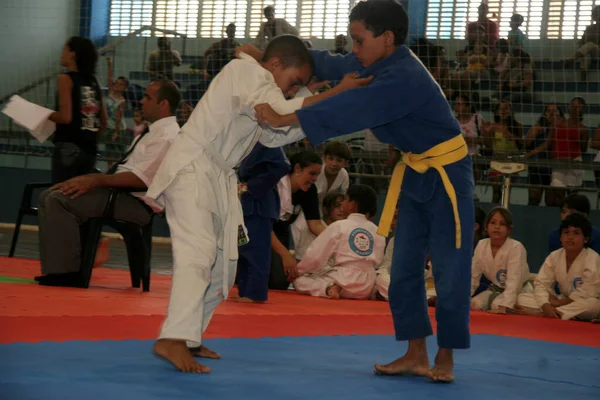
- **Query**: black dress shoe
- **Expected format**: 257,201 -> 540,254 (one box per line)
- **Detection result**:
37,273 -> 82,287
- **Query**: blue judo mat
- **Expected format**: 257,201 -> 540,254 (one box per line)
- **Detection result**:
1,335 -> 599,400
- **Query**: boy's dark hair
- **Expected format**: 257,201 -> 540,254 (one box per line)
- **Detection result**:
322,192 -> 344,215
264,6 -> 274,16
560,213 -> 592,244
117,76 -> 129,86
288,150 -> 323,170
347,184 -> 378,217
349,0 -> 409,46
562,193 -> 590,216
157,80 -> 182,114
262,35 -> 314,70
66,36 -> 98,75
485,206 -> 513,230
324,141 -> 351,161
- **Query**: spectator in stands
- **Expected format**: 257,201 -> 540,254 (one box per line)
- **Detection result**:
270,151 -> 327,290
465,25 -> 491,82
333,34 -> 348,55
131,108 -> 148,139
411,38 -> 452,98
523,104 -> 564,206
564,5 -> 599,81
203,23 -> 240,80
547,193 -> 600,255
294,185 -> 385,300
147,37 -> 182,80
454,94 -> 490,182
177,101 -> 193,127
293,192 -> 346,261
470,207 -> 531,314
49,36 -> 106,184
516,213 -> 600,321
483,101 -> 523,203
35,80 -> 182,287
466,2 -> 499,48
494,39 -> 510,78
254,6 -> 299,50
104,56 -> 129,162
590,123 -> 600,187
508,14 -> 527,51
548,97 -> 589,198
497,48 -> 534,103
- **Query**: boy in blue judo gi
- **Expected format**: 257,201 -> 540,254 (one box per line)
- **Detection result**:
237,142 -> 290,302
242,0 -> 474,383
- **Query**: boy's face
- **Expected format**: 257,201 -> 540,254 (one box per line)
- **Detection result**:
341,195 -> 357,216
349,20 -> 390,68
560,226 -> 587,252
323,154 -> 348,176
271,62 -> 312,99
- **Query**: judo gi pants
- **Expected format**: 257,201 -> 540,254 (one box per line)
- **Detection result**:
237,215 -> 274,301
517,292 -> 600,321
158,170 -> 236,347
38,188 -> 152,275
388,173 -> 474,349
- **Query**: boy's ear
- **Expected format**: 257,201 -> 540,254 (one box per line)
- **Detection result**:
382,30 -> 395,47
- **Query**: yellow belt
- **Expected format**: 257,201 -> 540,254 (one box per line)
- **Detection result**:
377,134 -> 468,249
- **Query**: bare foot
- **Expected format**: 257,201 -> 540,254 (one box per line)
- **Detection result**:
189,344 -> 221,359
237,297 -> 266,303
326,285 -> 341,299
153,339 -> 211,373
427,348 -> 454,383
374,353 -> 430,376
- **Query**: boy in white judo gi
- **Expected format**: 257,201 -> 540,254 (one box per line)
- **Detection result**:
516,213 -> 600,320
293,184 -> 386,299
144,35 -> 372,373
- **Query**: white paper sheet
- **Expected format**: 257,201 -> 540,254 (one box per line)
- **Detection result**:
1,95 -> 56,143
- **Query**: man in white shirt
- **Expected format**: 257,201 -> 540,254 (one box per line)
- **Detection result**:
35,80 -> 181,287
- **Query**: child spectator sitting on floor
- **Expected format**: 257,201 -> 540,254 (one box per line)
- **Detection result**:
294,185 -> 385,300
548,193 -> 600,255
470,207 -> 532,314
516,213 -> 600,321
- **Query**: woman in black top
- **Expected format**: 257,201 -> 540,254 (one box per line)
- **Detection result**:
270,151 -> 327,290
49,36 -> 106,183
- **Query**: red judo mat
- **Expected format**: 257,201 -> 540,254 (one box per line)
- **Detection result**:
1,256 -> 599,347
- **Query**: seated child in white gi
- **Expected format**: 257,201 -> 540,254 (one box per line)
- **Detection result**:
471,207 -> 531,313
293,192 -> 346,261
516,213 -> 600,321
294,184 -> 386,299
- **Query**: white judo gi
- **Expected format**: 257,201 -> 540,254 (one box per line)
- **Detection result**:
290,167 -> 349,260
144,54 -> 309,347
374,242 -> 437,301
471,238 -> 531,311
517,248 -> 600,321
294,213 -> 385,299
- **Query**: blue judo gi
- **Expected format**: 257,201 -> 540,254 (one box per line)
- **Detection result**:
296,46 -> 475,349
237,142 -> 290,301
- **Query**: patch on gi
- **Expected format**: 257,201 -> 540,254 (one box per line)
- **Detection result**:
573,276 -> 583,290
238,225 -> 249,246
349,228 -> 374,257
496,269 -> 507,287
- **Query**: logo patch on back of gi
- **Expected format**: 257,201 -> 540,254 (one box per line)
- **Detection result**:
238,225 -> 249,246
495,269 -> 507,287
573,276 -> 583,290
349,228 -> 374,257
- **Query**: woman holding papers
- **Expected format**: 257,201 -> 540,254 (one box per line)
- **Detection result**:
49,36 -> 106,183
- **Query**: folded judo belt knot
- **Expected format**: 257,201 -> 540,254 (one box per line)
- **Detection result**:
377,134 -> 468,249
